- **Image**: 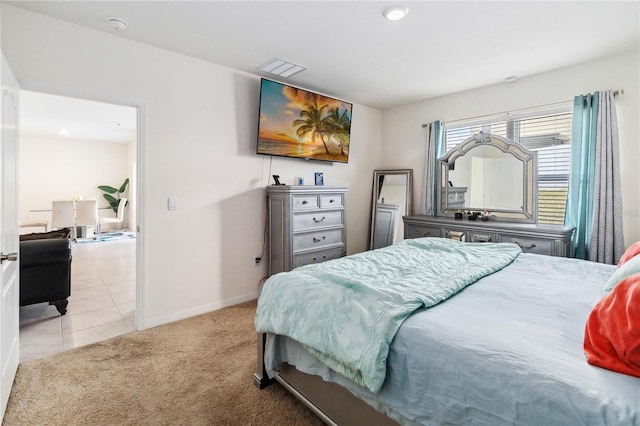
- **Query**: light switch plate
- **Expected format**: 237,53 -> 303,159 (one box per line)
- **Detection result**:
168,196 -> 177,210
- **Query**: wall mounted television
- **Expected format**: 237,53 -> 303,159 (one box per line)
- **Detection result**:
256,78 -> 353,163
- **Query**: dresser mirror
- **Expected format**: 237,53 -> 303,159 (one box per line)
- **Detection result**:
438,132 -> 537,222
370,169 -> 413,250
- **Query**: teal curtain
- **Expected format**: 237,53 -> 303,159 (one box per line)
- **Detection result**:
419,121 -> 444,215
565,93 -> 599,260
432,121 -> 445,213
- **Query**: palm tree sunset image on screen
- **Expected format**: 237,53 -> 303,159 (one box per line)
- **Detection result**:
256,79 -> 352,163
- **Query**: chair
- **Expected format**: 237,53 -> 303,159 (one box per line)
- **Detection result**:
19,228 -> 72,315
75,199 -> 99,239
51,200 -> 76,239
98,198 -> 127,236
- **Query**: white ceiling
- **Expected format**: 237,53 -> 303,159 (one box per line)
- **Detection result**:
20,91 -> 137,143
8,1 -> 640,140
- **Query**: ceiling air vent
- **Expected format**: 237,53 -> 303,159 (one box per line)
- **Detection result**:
258,58 -> 306,78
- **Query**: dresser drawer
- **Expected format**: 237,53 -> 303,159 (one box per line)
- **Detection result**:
405,224 -> 442,239
320,194 -> 343,209
293,246 -> 344,268
500,234 -> 552,255
293,228 -> 344,251
293,210 -> 343,231
292,195 -> 319,210
469,232 -> 497,243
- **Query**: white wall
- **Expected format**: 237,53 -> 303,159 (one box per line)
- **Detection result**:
382,51 -> 640,247
19,134 -> 131,228
0,5 -> 382,328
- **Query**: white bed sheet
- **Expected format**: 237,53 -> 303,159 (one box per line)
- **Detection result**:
265,253 -> 640,425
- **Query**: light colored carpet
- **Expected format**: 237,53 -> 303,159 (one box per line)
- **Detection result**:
3,300 -> 323,425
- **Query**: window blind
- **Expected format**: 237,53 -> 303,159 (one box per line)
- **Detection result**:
444,106 -> 572,225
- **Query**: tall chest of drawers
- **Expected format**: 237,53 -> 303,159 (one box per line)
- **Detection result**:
267,185 -> 347,275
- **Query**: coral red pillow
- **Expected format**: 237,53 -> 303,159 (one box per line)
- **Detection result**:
584,272 -> 640,377
618,241 -> 640,267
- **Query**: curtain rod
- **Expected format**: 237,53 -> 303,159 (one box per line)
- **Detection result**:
421,88 -> 624,128
421,100 -> 572,128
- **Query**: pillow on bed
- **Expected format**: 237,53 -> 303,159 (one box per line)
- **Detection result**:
584,272 -> 640,378
618,241 -> 640,267
603,254 -> 640,295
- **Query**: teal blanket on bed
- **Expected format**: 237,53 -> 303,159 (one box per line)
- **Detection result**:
255,238 -> 521,392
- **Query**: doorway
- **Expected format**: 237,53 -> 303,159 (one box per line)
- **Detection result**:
18,91 -> 139,360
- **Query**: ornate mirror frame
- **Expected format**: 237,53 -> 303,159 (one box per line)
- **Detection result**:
438,132 -> 538,223
370,169 -> 413,250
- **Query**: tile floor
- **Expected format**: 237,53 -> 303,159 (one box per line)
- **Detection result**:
19,236 -> 136,361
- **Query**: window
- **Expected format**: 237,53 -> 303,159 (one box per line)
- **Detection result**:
444,105 -> 572,225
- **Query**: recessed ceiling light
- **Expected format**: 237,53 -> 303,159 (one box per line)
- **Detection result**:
59,128 -> 69,136
504,76 -> 518,83
383,5 -> 409,21
108,18 -> 128,31
258,58 -> 306,78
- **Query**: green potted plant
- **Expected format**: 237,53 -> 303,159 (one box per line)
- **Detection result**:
98,178 -> 129,213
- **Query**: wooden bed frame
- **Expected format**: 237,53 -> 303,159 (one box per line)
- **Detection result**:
254,333 -> 398,425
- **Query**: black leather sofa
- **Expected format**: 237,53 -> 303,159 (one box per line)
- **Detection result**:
19,228 -> 72,315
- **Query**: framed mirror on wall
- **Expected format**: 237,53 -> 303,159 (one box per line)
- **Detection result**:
438,132 -> 537,222
370,169 -> 413,250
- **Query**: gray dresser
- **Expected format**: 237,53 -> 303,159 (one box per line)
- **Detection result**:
267,185 -> 347,275
446,187 -> 467,208
403,215 -> 574,257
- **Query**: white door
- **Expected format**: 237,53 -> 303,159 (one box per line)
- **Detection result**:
0,53 -> 20,420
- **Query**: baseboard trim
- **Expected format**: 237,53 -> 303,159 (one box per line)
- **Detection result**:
140,291 -> 258,330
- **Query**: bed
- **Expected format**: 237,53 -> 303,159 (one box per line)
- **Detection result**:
254,237 -> 640,425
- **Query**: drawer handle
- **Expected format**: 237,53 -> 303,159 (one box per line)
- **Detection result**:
329,199 -> 335,203
313,216 -> 326,223
312,255 -> 328,261
313,236 -> 326,243
302,200 -> 309,205
514,241 -> 536,250
418,230 -> 431,237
